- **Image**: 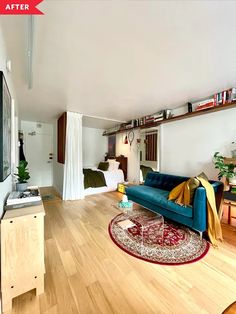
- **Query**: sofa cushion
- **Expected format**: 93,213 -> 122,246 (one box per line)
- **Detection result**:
144,172 -> 189,191
126,185 -> 193,218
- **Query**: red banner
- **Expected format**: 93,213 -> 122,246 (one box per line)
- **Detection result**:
0,0 -> 44,15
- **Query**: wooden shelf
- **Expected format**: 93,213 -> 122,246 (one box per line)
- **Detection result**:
162,101 -> 236,124
103,101 -> 236,136
224,157 -> 236,165
103,125 -> 141,136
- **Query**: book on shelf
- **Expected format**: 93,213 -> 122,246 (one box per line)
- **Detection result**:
125,120 -> 134,129
214,88 -> 235,106
171,106 -> 188,117
164,109 -> 172,118
231,87 -> 236,101
144,115 -> 155,124
195,98 -> 215,111
154,117 -> 164,122
152,110 -> 164,122
117,219 -> 136,229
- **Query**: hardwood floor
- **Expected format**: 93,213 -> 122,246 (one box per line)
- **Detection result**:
6,189 -> 236,314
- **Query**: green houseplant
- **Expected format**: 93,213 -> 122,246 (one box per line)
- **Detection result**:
213,152 -> 236,183
15,160 -> 30,191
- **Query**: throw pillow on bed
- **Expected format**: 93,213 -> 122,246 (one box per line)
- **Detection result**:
98,162 -> 109,171
107,159 -> 120,171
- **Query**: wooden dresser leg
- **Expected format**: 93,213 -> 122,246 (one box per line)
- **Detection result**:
36,276 -> 44,296
227,205 -> 231,225
2,294 -> 12,313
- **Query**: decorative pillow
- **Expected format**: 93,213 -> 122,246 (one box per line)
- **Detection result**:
107,158 -> 116,163
98,162 -> 109,171
113,161 -> 120,170
108,161 -> 120,171
188,177 -> 200,204
168,177 -> 200,206
197,172 -> 209,181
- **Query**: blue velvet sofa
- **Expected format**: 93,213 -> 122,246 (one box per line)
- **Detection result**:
126,172 -> 223,234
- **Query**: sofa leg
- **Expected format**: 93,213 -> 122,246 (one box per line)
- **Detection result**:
199,231 -> 203,240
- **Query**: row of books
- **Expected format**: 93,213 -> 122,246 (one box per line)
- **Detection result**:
194,88 -> 236,111
117,117 -> 157,130
215,88 -> 236,105
112,109 -> 175,132
139,109 -> 173,125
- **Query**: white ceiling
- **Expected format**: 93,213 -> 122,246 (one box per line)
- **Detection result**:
82,115 -> 124,130
1,1 -> 236,128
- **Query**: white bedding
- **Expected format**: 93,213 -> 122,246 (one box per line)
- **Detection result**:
84,169 -> 124,196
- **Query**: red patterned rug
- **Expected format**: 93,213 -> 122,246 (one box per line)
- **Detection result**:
108,210 -> 210,265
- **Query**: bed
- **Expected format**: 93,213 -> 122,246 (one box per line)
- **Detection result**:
84,155 -> 127,196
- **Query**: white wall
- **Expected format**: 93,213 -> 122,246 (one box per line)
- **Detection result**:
160,108 -> 236,180
53,121 -> 64,195
116,129 -> 140,183
82,127 -> 107,168
20,121 -> 53,135
0,27 -> 18,217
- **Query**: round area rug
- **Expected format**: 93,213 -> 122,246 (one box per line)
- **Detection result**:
108,210 -> 210,265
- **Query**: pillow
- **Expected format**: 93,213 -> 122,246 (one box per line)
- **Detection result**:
168,181 -> 190,206
197,172 -> 209,181
113,161 -> 120,170
188,177 -> 200,204
108,161 -> 120,171
97,162 -> 109,171
168,177 -> 200,205
107,158 -> 116,163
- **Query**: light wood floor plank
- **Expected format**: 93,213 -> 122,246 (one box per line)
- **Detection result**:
5,188 -> 236,314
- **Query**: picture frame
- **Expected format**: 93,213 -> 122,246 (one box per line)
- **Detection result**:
0,71 -> 11,182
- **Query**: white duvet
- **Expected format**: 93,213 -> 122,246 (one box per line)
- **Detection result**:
84,168 -> 124,196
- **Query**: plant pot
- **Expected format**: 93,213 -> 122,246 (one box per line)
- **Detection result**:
16,182 -> 28,192
220,177 -> 230,191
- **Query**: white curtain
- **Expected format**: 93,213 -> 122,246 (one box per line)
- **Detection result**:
63,111 -> 84,200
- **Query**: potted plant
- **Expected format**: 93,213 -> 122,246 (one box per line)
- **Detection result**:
15,160 -> 30,191
213,152 -> 236,185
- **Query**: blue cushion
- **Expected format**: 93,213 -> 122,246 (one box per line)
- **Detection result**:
126,185 -> 193,218
144,172 -> 189,191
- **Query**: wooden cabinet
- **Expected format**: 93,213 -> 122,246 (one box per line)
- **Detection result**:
1,204 -> 45,312
57,112 -> 67,164
224,157 -> 236,165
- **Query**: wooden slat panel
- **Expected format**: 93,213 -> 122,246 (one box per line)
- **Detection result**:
57,112 -> 67,164
146,133 -> 157,161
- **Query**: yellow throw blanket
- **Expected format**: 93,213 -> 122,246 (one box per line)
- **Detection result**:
169,177 -> 223,247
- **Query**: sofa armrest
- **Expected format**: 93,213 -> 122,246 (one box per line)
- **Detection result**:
192,181 -> 223,232
193,187 -> 207,232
